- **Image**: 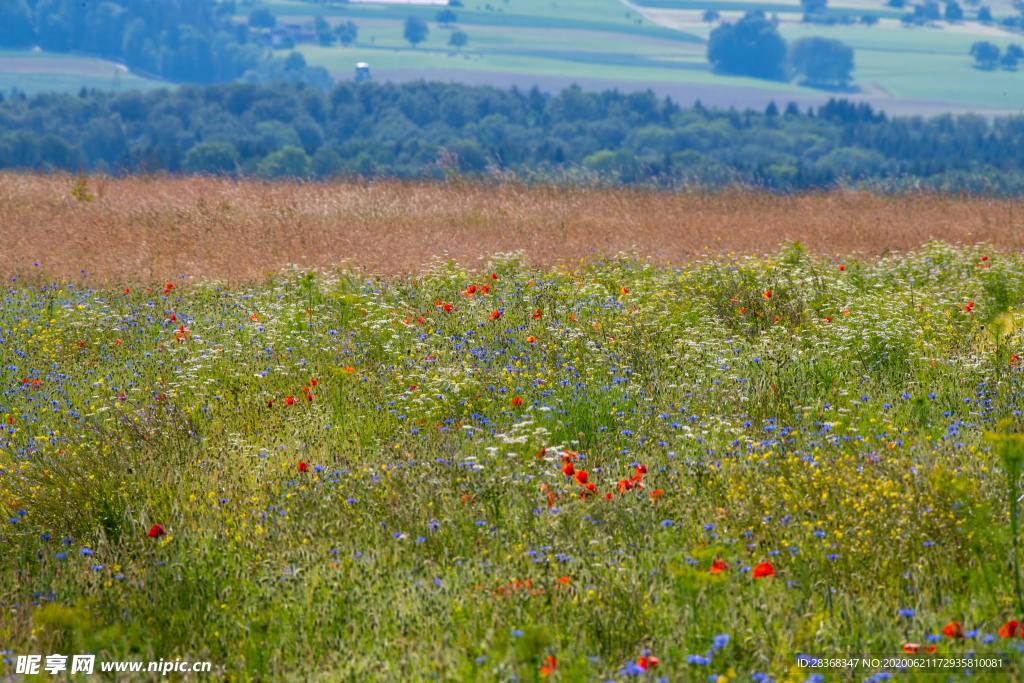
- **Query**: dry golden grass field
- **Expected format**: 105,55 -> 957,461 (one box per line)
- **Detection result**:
2,173 -> 1024,282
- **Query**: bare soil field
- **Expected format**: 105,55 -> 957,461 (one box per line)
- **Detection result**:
2,173 -> 1022,283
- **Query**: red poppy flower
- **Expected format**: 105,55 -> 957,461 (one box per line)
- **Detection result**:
762,289 -> 772,300
710,558 -> 729,574
480,284 -> 491,295
617,479 -> 632,493
924,645 -> 936,654
297,461 -> 310,473
267,399 -> 274,408
539,655 -> 556,677
620,286 -> 629,295
752,561 -> 775,579
635,464 -> 647,475
637,655 -> 659,670
169,312 -> 177,322
163,282 -> 173,295
309,378 -> 318,387
649,488 -> 664,499
838,264 -> 846,271
511,396 -> 523,407
147,523 -> 165,538
465,284 -> 477,295
285,396 -> 295,406
526,335 -> 536,343
942,621 -> 964,639
562,462 -> 575,477
489,310 -> 502,321
999,620 -> 1020,638
532,308 -> 542,319
902,643 -> 920,653
490,273 -> 498,280
604,492 -> 613,501
574,469 -> 588,485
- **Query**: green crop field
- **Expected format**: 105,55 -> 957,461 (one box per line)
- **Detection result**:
5,240 -> 1024,679
248,0 -> 1024,112
0,0 -> 1019,112
0,50 -> 166,95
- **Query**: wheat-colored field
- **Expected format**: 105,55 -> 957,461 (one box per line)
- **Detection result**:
2,173 -> 1023,282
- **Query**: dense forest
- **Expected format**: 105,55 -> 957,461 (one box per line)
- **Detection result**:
1,80 -> 1024,192
0,0 -> 330,86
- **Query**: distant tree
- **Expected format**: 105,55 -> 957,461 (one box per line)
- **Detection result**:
249,8 -> 276,29
978,5 -> 993,20
945,1 -> 964,20
860,13 -> 879,23
437,9 -> 458,26
1003,51 -> 1019,69
887,0 -> 906,7
449,30 -> 468,48
0,0 -> 34,48
789,37 -> 854,88
916,1 -> 942,19
311,146 -> 344,177
765,101 -> 779,116
284,51 -> 307,71
258,145 -> 311,178
801,0 -> 828,20
707,11 -> 788,81
1007,43 -> 1024,60
336,21 -> 358,46
703,9 -> 721,22
404,16 -> 429,47
184,141 -> 239,174
315,16 -> 336,45
971,41 -> 1001,69
38,134 -> 77,169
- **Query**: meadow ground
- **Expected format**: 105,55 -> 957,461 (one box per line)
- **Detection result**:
5,177 -> 1024,680
0,51 -> 166,96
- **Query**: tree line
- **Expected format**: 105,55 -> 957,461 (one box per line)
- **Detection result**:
0,0 -> 330,87
2,80 -> 1024,193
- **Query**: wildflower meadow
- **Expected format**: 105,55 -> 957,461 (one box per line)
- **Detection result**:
3,242 -> 1024,681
